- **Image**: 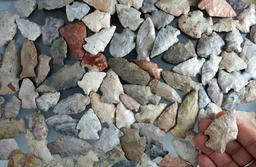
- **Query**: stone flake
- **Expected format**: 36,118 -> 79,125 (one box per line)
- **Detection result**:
119,94 -> 141,112
146,9 -> 174,30
27,112 -> 48,140
16,18 -> 41,41
37,0 -> 74,10
50,37 -> 67,65
242,80 -> 256,103
199,102 -> 222,120
241,39 -> 256,77
118,0 -> 144,9
4,96 -> 21,118
198,85 -> 211,109
76,151 -> 99,167
156,0 -> 190,16
81,52 -> 108,71
207,79 -> 223,106
133,60 -> 162,79
116,102 -> 135,128
141,0 -> 158,13
158,102 -> 178,132
13,0 -> 36,17
213,18 -> 239,32
36,92 -> 60,112
0,119 -> 25,139
219,51 -> 247,72
35,54 -> 51,85
66,2 -> 90,22
250,25 -> 256,43
160,155 -> 191,167
0,139 -> 19,160
225,28 -> 243,52
83,0 -> 117,15
8,150 -> 42,167
237,4 -> 256,33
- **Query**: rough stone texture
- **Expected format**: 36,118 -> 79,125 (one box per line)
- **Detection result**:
119,94 -> 141,112
27,112 -> 48,140
173,57 -> 205,77
205,110 -> 238,153
237,4 -> 256,33
141,0 -> 158,13
8,150 -> 42,167
136,18 -> 155,60
123,84 -> 161,105
226,0 -> 247,13
171,90 -> 198,138
78,71 -> 106,95
135,103 -> 167,124
109,58 -> 151,85
116,4 -> 143,31
77,108 -> 102,140
100,70 -> 123,104
220,51 -> 247,72
213,18 -> 239,32
37,0 -> 74,10
35,54 -> 51,85
0,119 -> 25,139
81,52 -> 108,71
161,70 -> 200,93
158,102 -> 178,132
50,37 -> 67,65
109,29 -> 136,58
146,10 -> 174,29
66,2 -> 90,22
0,11 -> 17,47
4,96 -> 21,118
53,93 -> 90,115
199,85 -> 211,109
94,124 -> 122,154
36,92 -> 60,112
0,41 -> 20,95
250,25 -> 256,43
178,10 -> 213,38
83,0 -> 117,15
76,150 -> 99,167
18,79 -> 39,109
47,159 -> 76,167
149,79 -> 181,103
13,0 -> 36,17
197,32 -> 225,58
82,10 -> 110,32
112,160 -> 136,167
136,154 -> 158,167
20,39 -> 38,79
120,128 -> 146,162
198,0 -> 237,17
222,90 -> 244,110
160,155 -> 191,167
47,135 -> 91,158
163,42 -> 195,65
225,28 -> 244,52
90,92 -> 116,124
59,22 -> 86,60
84,26 -> 116,55
201,55 -> 222,85
241,39 -> 256,77
207,79 -> 223,106
156,0 -> 190,16
118,0 -> 144,9
42,17 -> 64,46
134,60 -> 162,79
218,70 -> 248,93
151,26 -> 180,58
145,144 -> 168,160
116,102 -> 135,128
199,102 -> 222,120
37,62 -> 85,92
242,80 -> 256,103
16,18 -> 41,41
0,139 -> 19,160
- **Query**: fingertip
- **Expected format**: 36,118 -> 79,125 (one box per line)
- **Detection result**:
199,119 -> 212,132
198,154 -> 216,167
194,133 -> 208,148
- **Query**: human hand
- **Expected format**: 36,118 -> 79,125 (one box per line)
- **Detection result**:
194,118 -> 256,167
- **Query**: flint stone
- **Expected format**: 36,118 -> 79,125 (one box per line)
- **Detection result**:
172,57 -> 205,77
76,150 -> 99,167
201,55 -> 222,85
120,128 -> 146,161
83,0 -> 117,15
8,150 -> 42,167
112,160 -> 136,167
84,26 -> 116,55
37,0 -> 74,10
237,4 -> 256,33
213,18 -> 239,32
37,62 -> 85,92
42,17 -> 64,46
242,80 -> 256,103
50,37 -> 67,65
0,41 -> 19,95
160,155 -> 191,167
178,10 -> 213,38
225,28 -> 243,52
120,94 -> 141,112
136,154 -> 158,167
19,79 -> 39,109
199,102 -> 222,120
156,0 -> 190,16
149,79 -> 181,103
82,10 -> 110,32
0,119 -> 25,139
250,25 -> 256,43
0,11 -> 17,47
220,51 -> 247,72
16,18 -> 41,41
36,92 -> 60,112
66,2 -> 90,22
118,0 -> 143,9
133,60 -> 162,79
145,144 -> 168,160
198,86 -> 211,109
151,26 -> 180,58
135,103 -> 167,124
241,39 -> 256,77
90,92 -> 116,124
123,84 -> 161,105
146,10 -> 174,29
109,58 -> 151,85
27,112 -> 48,140
136,18 -> 155,60
222,90 -> 244,110
109,29 -> 136,57
116,102 -> 135,128
81,52 -> 108,71
141,0 -> 158,13
59,22 -> 86,60
48,159 -> 76,167
47,135 -> 92,157
0,139 -> 19,160
158,102 -> 178,132
76,108 -> 102,140
13,0 -> 36,17
226,0 -> 247,13
35,54 -> 51,85
4,96 -> 21,118
171,90 -> 199,138
207,79 -> 224,106
53,93 -> 90,115
236,110 -> 256,128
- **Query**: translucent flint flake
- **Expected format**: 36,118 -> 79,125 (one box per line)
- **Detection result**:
83,0 -> 117,15
36,92 -> 60,112
225,28 -> 243,52
37,0 -> 74,10
27,112 -> 48,140
146,9 -> 174,30
155,0 -> 190,16
35,54 -> 51,86
116,102 -> 135,128
81,52 -> 108,71
207,79 -> 223,106
119,94 -> 140,112
16,18 -> 41,41
50,37 -> 67,66
4,95 -> 21,118
66,2 -> 90,22
0,138 -> 19,160
133,60 -> 162,79
158,102 -> 178,132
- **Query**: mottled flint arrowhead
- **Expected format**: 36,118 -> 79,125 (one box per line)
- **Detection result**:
116,102 -> 135,128
82,10 -> 110,32
27,112 -> 48,140
0,11 -> 17,47
0,138 -> 19,160
76,108 -> 102,140
136,18 -> 155,60
146,9 -> 174,29
53,93 -> 90,115
4,95 -> 21,118
207,79 -> 223,106
116,4 -> 144,31
151,26 -> 180,58
35,54 -> 51,86
205,110 -> 238,153
66,2 -> 90,22
84,26 -> 116,55
156,0 -> 190,16
199,85 -> 211,109
81,52 -> 108,71
213,18 -> 239,32
225,28 -> 243,52
237,4 -> 256,33
78,71 -> 106,95
0,118 -> 26,139
36,92 -> 60,112
141,0 -> 158,13
158,102 -> 178,132
171,90 -> 198,138
83,0 -> 117,15
16,18 -> 41,41
219,51 -> 247,72
50,37 -> 67,65
109,58 -> 151,85
133,60 -> 162,79
241,39 -> 256,77
119,94 -> 141,112
118,0 -> 144,9
37,0 -> 74,10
